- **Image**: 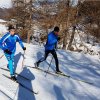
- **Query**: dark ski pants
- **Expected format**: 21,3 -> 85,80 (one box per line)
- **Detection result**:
37,50 -> 59,71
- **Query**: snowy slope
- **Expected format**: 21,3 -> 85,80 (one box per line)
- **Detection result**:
0,0 -> 12,8
0,43 -> 100,100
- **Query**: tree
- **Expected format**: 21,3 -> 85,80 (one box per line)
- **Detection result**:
79,0 -> 100,41
11,0 -> 35,43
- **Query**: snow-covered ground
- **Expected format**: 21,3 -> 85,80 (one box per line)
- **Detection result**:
0,43 -> 100,100
0,0 -> 12,8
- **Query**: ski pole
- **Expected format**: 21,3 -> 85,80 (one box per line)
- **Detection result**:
21,50 -> 25,70
45,56 -> 53,77
0,54 -> 4,59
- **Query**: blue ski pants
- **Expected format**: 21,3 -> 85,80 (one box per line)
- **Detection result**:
4,53 -> 14,76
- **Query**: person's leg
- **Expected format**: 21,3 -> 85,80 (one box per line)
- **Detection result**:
36,50 -> 50,67
5,53 -> 14,76
11,54 -> 15,74
51,50 -> 60,72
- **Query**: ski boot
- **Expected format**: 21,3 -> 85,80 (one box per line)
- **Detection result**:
56,70 -> 62,74
11,75 -> 17,82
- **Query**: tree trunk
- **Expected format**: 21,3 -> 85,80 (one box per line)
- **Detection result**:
67,26 -> 76,50
62,0 -> 70,50
27,0 -> 33,43
27,30 -> 31,43
62,29 -> 68,49
67,1 -> 79,50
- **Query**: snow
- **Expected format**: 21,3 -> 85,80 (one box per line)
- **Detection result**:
0,24 -> 8,35
0,20 -> 8,37
0,19 -> 6,23
0,0 -> 12,8
0,42 -> 100,100
0,19 -> 8,36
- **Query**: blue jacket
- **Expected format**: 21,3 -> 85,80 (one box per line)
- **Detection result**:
45,31 -> 58,51
0,32 -> 24,53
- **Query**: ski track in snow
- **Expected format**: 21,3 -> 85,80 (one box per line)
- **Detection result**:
0,43 -> 100,100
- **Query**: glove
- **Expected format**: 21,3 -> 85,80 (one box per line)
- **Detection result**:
4,49 -> 12,55
23,47 -> 26,51
57,37 -> 60,41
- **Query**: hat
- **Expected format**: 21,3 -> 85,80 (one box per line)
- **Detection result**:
54,26 -> 59,32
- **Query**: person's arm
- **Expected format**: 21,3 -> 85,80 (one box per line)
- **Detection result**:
0,33 -> 10,50
54,42 -> 57,50
16,35 -> 26,50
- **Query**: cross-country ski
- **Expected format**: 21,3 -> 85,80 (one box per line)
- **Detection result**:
3,74 -> 38,95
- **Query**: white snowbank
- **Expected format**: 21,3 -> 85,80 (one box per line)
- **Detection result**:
0,0 -> 12,8
0,24 -> 7,36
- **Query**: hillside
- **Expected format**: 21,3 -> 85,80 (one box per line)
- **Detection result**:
0,43 -> 100,100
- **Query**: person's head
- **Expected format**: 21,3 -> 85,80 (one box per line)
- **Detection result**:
53,26 -> 59,35
8,25 -> 15,35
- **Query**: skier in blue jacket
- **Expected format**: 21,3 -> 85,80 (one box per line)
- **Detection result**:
35,26 -> 61,73
0,25 -> 26,81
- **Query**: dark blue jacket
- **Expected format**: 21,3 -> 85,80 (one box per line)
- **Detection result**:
0,32 -> 24,53
45,31 -> 58,51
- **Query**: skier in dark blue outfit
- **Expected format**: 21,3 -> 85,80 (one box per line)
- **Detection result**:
0,25 -> 26,81
35,26 -> 61,73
